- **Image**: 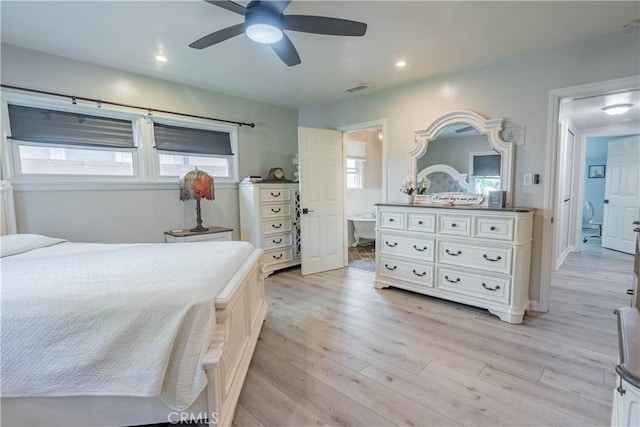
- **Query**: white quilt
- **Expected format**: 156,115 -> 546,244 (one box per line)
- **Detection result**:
0,238 -> 255,410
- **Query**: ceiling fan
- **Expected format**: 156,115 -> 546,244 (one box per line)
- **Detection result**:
189,0 -> 368,67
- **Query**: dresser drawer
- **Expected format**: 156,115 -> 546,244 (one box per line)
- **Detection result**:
438,214 -> 471,236
378,210 -> 404,230
260,188 -> 291,202
379,232 -> 435,261
378,256 -> 434,287
438,239 -> 512,274
436,266 -> 510,304
261,204 -> 291,219
262,218 -> 292,235
474,217 -> 515,241
263,247 -> 293,266
262,233 -> 292,249
406,212 -> 436,233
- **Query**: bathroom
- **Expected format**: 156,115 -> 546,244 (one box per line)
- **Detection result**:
344,128 -> 383,271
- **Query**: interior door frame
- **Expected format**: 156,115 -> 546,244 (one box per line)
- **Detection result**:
539,75 -> 640,313
337,119 -> 387,266
553,117 -> 577,270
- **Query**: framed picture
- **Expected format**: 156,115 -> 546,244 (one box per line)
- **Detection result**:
588,165 -> 605,178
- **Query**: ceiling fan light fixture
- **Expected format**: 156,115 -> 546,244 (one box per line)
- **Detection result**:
246,23 -> 283,44
602,104 -> 633,115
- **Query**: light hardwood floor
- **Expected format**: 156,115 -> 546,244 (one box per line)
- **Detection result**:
233,241 -> 634,427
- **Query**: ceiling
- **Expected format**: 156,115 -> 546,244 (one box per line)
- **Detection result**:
561,90 -> 640,130
1,1 -> 639,109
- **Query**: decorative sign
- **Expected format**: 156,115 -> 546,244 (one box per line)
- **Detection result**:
414,192 -> 484,206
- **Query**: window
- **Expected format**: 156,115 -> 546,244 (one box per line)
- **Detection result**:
470,152 -> 501,196
7,104 -> 138,178
346,158 -> 364,189
2,97 -> 239,186
153,122 -> 235,179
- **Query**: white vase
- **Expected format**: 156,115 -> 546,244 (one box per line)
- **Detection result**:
404,194 -> 414,204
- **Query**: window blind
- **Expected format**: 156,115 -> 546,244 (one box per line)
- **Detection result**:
7,105 -> 135,149
472,154 -> 501,177
153,123 -> 233,156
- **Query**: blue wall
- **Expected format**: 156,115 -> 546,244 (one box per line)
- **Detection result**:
583,136 -> 632,224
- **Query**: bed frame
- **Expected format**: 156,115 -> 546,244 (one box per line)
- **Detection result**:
1,248 -> 266,427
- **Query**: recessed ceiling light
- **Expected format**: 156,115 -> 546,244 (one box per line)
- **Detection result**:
395,60 -> 407,68
155,55 -> 168,62
602,104 -> 633,115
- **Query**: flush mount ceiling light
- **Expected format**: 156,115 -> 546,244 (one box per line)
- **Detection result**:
395,60 -> 407,68
155,55 -> 168,62
602,104 -> 633,115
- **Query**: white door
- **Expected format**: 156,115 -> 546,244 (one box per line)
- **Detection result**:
555,125 -> 575,268
298,127 -> 345,275
602,135 -> 640,254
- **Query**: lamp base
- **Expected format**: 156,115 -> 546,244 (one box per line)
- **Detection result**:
190,225 -> 209,233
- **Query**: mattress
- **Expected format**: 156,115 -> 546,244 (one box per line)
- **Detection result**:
0,235 -> 255,410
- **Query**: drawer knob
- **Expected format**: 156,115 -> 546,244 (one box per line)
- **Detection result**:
413,269 -> 427,277
385,241 -> 398,247
270,192 -> 281,197
482,283 -> 501,291
271,208 -> 281,213
273,254 -> 283,260
272,223 -> 282,229
413,245 -> 427,252
389,218 -> 395,222
451,223 -> 457,228
445,249 -> 462,256
273,238 -> 282,244
444,275 -> 460,283
490,226 -> 496,231
418,221 -> 424,225
384,263 -> 397,271
483,254 -> 502,262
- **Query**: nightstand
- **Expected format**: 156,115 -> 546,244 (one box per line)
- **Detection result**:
164,226 -> 233,243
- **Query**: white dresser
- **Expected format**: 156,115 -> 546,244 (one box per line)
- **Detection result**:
239,183 -> 301,276
375,204 -> 535,323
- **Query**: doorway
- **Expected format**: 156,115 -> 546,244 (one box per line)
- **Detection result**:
541,76 -> 640,312
338,120 -> 387,271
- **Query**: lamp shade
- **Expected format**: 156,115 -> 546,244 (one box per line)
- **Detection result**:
179,169 -> 214,201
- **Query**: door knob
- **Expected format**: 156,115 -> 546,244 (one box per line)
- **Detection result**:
603,199 -> 609,204
302,208 -> 314,214
564,199 -> 570,202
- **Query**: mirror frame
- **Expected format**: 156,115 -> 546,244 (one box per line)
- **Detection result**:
410,110 -> 514,207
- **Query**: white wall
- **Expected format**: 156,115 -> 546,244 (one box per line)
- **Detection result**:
1,44 -> 298,243
298,28 -> 640,306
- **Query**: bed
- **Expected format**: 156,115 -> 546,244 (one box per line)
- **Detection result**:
1,234 -> 266,427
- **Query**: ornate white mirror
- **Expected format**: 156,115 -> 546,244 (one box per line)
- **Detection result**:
410,110 -> 514,207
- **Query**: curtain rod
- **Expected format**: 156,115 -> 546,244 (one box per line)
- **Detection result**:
0,84 -> 256,128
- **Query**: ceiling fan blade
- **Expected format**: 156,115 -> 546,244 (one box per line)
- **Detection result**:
270,34 -> 301,67
283,15 -> 367,36
204,0 -> 247,15
189,23 -> 245,49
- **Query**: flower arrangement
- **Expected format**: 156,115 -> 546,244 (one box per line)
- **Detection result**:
400,176 -> 431,195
